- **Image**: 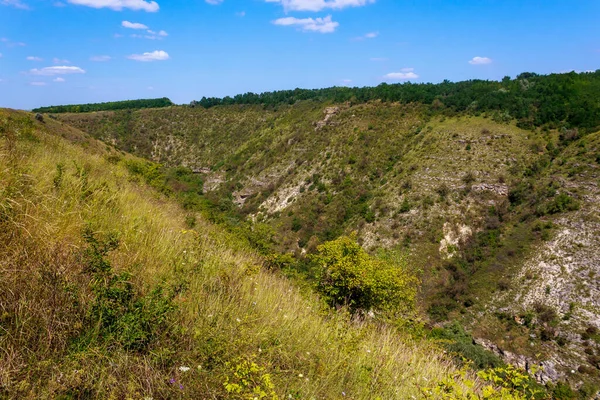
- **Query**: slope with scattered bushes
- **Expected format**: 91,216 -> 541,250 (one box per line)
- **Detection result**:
0,109 -> 482,399
53,73 -> 600,396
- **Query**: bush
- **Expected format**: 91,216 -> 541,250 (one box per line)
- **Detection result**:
76,227 -> 175,352
313,236 -> 417,313
430,322 -> 503,369
537,193 -> 580,215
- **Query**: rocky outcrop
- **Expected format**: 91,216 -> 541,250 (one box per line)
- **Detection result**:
474,338 -> 562,384
315,107 -> 340,130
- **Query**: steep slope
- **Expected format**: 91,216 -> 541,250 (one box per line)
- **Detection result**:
56,100 -> 600,394
0,109 -> 474,398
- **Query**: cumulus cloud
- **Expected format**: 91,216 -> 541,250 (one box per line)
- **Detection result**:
364,31 -> 378,38
53,57 -> 70,64
30,65 -> 86,75
469,56 -> 492,65
67,0 -> 158,12
384,70 -> 418,80
158,30 -> 168,36
273,15 -> 339,33
26,56 -> 43,61
1,0 -> 30,10
127,50 -> 169,61
90,55 -> 111,61
30,81 -> 47,86
266,0 -> 375,12
122,20 -> 148,29
53,77 -> 66,82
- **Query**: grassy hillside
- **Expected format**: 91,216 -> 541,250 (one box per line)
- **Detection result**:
54,95 -> 600,397
0,109 -> 485,399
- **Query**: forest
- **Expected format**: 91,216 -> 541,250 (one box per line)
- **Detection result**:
192,71 -> 600,131
32,97 -> 174,113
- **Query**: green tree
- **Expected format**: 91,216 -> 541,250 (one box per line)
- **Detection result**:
313,235 -> 418,313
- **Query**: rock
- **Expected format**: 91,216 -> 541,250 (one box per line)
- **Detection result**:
315,107 -> 340,130
473,337 -> 565,384
35,113 -> 44,123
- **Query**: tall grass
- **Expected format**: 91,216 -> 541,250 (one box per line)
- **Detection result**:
0,109 -> 465,398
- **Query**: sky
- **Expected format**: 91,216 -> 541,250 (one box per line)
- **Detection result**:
0,0 -> 599,110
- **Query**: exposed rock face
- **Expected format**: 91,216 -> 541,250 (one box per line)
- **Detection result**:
439,223 -> 472,259
474,338 -> 562,384
472,183 -> 509,196
315,107 -> 340,130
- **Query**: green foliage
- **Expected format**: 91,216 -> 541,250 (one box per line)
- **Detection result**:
430,322 -> 503,369
193,71 -> 600,131
422,363 -> 546,399
77,227 -> 175,352
223,356 -> 278,400
32,97 -> 173,113
537,192 -> 580,215
313,235 -> 417,312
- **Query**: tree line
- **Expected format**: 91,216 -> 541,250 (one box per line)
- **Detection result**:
32,97 -> 173,114
191,71 -> 600,131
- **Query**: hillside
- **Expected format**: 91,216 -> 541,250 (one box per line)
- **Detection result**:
53,77 -> 600,396
0,109 -> 479,398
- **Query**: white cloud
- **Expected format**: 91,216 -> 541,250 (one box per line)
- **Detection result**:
205,0 -> 223,3
266,0 -> 375,12
273,15 -> 339,33
67,0 -> 158,12
1,37 -> 26,47
469,56 -> 492,65
30,65 -> 86,75
30,81 -> 47,86
147,86 -> 154,90
384,71 -> 419,80
158,30 -> 168,36
147,29 -> 156,34
54,1 -> 66,6
352,31 -> 379,41
53,57 -> 70,64
236,11 -> 245,17
1,0 -> 30,10
122,20 -> 148,29
26,56 -> 43,61
53,77 -> 66,82
114,33 -> 124,38
90,55 -> 111,61
127,50 -> 169,61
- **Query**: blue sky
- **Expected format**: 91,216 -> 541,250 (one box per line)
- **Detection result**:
1,0 -> 599,110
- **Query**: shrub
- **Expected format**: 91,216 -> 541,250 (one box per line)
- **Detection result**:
76,227 -> 175,352
430,322 -> 503,369
537,193 -> 580,215
313,236 -> 417,313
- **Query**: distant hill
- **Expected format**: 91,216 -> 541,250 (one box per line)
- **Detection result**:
191,71 -> 600,132
55,71 -> 600,397
32,97 -> 173,113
